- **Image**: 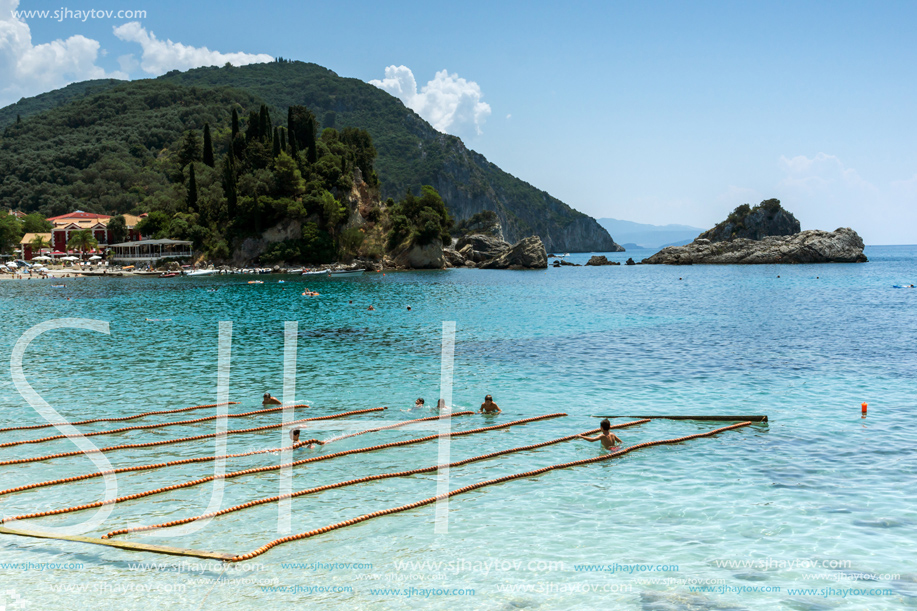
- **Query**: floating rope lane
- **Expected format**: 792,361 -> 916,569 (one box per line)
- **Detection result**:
0,412 -> 476,497
321,410 -> 476,444
0,407 -> 386,467
226,421 -> 752,562
0,414 -> 566,524
103,419 -> 650,538
0,405 -> 309,448
0,402 -> 240,433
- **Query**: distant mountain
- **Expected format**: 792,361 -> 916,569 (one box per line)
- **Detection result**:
597,218 -> 704,249
0,61 -> 618,252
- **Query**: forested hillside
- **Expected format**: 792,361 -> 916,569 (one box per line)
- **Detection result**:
0,60 -> 619,252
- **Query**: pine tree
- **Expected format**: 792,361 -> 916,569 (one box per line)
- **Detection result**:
202,123 -> 214,167
272,127 -> 281,157
178,130 -> 202,169
187,163 -> 198,212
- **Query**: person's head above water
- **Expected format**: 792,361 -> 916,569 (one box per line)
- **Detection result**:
264,392 -> 271,400
415,398 -> 425,406
484,394 -> 493,403
600,419 -> 611,432
290,428 -> 300,442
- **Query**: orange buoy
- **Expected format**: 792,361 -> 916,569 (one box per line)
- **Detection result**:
861,402 -> 867,416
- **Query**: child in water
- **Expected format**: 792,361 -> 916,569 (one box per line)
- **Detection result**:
579,419 -> 622,450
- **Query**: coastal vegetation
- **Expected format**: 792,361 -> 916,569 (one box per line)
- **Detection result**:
698,199 -> 800,242
0,61 -> 617,253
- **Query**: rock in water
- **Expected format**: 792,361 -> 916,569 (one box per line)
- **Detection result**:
625,257 -> 636,266
392,238 -> 446,269
442,249 -> 466,268
585,255 -> 620,266
479,236 -> 548,269
455,234 -> 511,262
641,228 -> 868,264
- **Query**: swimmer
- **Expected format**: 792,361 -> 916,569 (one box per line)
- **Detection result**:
289,428 -> 315,449
437,399 -> 448,410
407,306 -> 412,311
263,392 -> 282,405
579,419 -> 622,450
413,398 -> 425,409
367,305 -> 375,311
479,395 -> 501,414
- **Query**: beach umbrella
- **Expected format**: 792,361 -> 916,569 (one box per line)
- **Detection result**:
89,255 -> 102,260
33,255 -> 52,261
61,256 -> 79,261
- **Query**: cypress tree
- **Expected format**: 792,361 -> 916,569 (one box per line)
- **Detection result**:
246,110 -> 260,141
279,128 -> 287,153
221,154 -> 237,217
16,114 -> 21,124
187,164 -> 198,212
305,115 -> 317,165
202,123 -> 214,167
272,127 -> 281,157
231,108 -> 239,140
259,105 -> 271,143
287,107 -> 294,146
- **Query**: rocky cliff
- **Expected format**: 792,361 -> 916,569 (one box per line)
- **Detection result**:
641,227 -> 868,264
429,138 -> 623,252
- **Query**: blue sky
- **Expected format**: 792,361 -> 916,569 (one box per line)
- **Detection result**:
3,0 -> 916,243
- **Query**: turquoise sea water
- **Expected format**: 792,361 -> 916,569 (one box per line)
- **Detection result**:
1,246 -> 916,610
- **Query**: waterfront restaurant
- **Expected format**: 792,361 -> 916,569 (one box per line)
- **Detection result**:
109,239 -> 193,264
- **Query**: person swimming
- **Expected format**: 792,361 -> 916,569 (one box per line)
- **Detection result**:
263,392 -> 282,405
579,419 -> 622,450
413,398 -> 425,409
479,395 -> 501,414
289,428 -> 315,449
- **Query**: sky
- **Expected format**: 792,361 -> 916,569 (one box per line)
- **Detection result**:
2,0 -> 916,244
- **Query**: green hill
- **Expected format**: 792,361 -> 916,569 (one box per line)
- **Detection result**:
0,61 -> 618,252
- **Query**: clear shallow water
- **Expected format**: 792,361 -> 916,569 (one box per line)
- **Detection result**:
0,246 -> 915,610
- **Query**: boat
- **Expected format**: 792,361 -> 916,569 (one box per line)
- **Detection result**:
184,269 -> 219,277
301,268 -> 364,277
159,272 -> 179,278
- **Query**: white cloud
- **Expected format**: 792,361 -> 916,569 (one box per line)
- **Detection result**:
112,22 -> 272,75
0,0 -> 125,106
370,65 -> 491,139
